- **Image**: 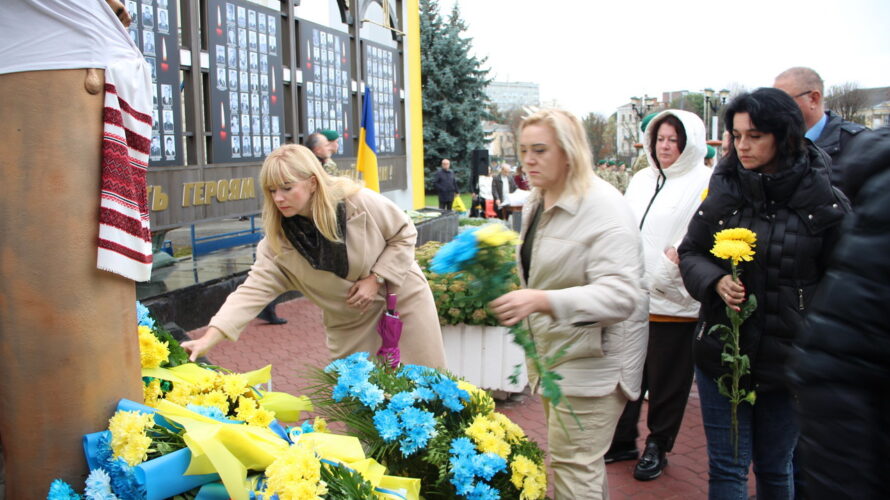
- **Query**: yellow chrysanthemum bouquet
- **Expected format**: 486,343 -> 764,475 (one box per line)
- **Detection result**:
709,228 -> 759,460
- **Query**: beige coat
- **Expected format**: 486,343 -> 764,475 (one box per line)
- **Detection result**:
209,188 -> 446,369
520,176 -> 649,399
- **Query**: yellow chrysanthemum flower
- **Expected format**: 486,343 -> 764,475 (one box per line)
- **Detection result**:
458,380 -> 495,414
143,379 -> 163,408
714,227 -> 757,246
138,325 -> 170,369
509,454 -> 547,500
711,228 -> 757,265
221,374 -> 249,401
475,224 -> 520,247
108,410 -> 154,466
192,390 -> 230,414
263,445 -> 326,500
164,382 -> 196,406
312,417 -> 328,433
492,412 -> 526,443
700,187 -> 709,201
711,240 -> 756,265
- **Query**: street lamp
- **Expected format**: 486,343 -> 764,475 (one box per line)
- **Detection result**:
702,88 -> 730,140
629,94 -> 658,144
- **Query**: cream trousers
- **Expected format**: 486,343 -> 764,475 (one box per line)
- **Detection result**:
545,390 -> 629,499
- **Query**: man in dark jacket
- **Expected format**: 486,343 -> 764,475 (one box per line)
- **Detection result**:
790,127 -> 890,499
774,67 -> 871,195
433,158 -> 460,210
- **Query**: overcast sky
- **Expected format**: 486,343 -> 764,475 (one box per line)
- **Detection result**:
435,0 -> 890,117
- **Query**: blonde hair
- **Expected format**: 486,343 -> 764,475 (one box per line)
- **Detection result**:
519,108 -> 594,201
259,144 -> 361,254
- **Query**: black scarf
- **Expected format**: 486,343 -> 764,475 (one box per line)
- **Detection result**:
281,202 -> 349,278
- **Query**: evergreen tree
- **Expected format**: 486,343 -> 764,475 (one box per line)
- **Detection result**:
420,0 -> 491,193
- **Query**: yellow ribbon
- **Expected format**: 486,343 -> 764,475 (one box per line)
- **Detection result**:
142,363 -> 312,422
152,400 -> 419,500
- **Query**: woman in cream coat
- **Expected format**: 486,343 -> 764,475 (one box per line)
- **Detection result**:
490,109 -> 648,499
183,145 -> 446,369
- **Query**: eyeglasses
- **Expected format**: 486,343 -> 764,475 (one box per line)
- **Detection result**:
793,90 -> 813,98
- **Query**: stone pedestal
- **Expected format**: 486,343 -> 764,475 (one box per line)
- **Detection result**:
0,69 -> 142,498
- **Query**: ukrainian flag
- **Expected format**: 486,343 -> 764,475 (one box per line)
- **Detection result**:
356,86 -> 379,192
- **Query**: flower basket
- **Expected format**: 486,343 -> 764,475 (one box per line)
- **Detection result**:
441,324 -> 528,394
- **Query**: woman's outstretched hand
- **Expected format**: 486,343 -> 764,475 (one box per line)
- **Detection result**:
181,327 -> 227,362
716,275 -> 745,312
490,289 -> 550,327
346,274 -> 380,313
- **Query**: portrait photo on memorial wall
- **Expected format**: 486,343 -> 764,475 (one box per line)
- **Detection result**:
141,4 -> 153,28
158,9 -> 169,33
216,67 -> 226,90
150,135 -> 161,157
152,85 -> 158,107
237,6 -> 246,27
163,110 -> 174,133
232,136 -> 241,156
242,136 -> 251,156
240,92 -> 250,114
239,28 -> 247,47
227,26 -> 236,46
146,56 -> 156,81
242,114 -> 250,135
239,70 -> 248,92
228,46 -> 237,67
228,69 -> 238,91
164,136 -> 175,157
143,31 -> 155,55
226,2 -> 235,23
161,84 -> 172,106
216,45 -> 226,65
231,114 -> 240,135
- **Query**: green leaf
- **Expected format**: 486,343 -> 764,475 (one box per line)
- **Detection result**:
739,293 -> 758,322
708,323 -> 733,338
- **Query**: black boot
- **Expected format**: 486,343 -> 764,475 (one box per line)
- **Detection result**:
633,441 -> 667,481
257,304 -> 287,325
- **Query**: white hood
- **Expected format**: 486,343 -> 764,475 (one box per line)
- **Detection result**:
645,109 -> 707,179
626,109 -> 712,318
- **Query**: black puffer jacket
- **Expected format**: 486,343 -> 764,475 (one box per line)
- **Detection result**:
789,127 -> 890,499
815,110 -> 870,195
678,143 -> 849,393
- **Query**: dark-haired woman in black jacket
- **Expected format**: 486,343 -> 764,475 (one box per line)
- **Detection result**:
678,87 -> 850,499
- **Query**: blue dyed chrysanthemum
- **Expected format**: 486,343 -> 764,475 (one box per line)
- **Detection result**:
135,301 -> 155,329
388,391 -> 416,412
431,378 -> 467,412
186,404 -> 228,422
47,479 -> 82,500
373,409 -> 401,442
429,228 -> 481,274
84,468 -> 120,500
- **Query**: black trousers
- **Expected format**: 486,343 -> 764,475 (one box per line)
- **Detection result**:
611,320 -> 697,452
438,196 -> 453,210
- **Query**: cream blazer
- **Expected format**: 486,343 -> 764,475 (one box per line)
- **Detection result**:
209,188 -> 446,369
520,177 -> 649,399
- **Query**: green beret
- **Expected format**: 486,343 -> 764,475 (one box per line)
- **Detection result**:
320,129 -> 339,141
640,112 -> 659,133
597,159 -> 606,165
705,145 -> 716,159
608,160 -> 616,165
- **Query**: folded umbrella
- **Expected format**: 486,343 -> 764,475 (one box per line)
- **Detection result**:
376,293 -> 402,368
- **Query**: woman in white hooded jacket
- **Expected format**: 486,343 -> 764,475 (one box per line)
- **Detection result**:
606,110 -> 712,481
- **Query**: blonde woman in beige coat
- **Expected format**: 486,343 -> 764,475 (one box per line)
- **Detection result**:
490,109 -> 648,499
182,145 -> 446,369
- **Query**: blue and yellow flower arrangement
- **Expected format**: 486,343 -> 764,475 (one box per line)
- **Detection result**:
308,352 -> 548,499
